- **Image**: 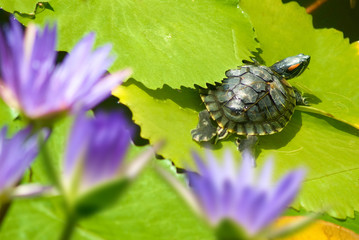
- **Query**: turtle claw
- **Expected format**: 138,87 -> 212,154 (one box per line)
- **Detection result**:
293,87 -> 309,106
191,110 -> 217,142
296,94 -> 309,106
301,96 -> 309,106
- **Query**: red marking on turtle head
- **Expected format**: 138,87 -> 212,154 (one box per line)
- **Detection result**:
288,63 -> 301,71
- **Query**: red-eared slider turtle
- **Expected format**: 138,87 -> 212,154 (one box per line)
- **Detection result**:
191,54 -> 310,155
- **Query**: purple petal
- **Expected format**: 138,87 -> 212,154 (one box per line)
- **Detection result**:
64,111 -> 133,192
186,149 -> 306,236
233,186 -> 253,226
205,150 -> 223,190
236,150 -> 254,187
0,126 -> 40,192
240,189 -> 269,234
63,113 -> 92,175
219,179 -> 235,219
22,24 -> 57,114
257,157 -> 273,189
188,171 -> 219,223
0,20 -> 126,120
253,169 -> 306,231
222,150 -> 235,181
47,34 -> 115,115
0,19 -> 24,98
80,69 -> 132,111
192,151 -> 210,177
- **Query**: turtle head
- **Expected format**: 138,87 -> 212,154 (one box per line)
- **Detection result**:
270,54 -> 310,79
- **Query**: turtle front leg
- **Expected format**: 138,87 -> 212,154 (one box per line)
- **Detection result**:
236,135 -> 258,167
191,110 -> 217,142
293,87 -> 309,106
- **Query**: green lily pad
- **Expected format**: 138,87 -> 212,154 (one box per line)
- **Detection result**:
2,0 -> 258,89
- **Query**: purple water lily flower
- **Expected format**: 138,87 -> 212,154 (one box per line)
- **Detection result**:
62,111 -> 133,193
0,126 -> 39,195
0,19 -> 131,121
187,150 -> 306,237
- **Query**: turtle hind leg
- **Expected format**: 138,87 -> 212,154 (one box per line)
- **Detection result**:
236,135 -> 258,167
191,110 -> 217,142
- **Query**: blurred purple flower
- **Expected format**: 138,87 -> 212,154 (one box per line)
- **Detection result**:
0,19 -> 131,120
187,150 -> 306,236
0,126 -> 39,194
62,111 -> 133,193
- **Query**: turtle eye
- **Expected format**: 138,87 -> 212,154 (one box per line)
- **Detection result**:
287,63 -> 301,71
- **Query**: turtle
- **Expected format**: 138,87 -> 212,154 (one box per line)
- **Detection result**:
191,54 -> 310,155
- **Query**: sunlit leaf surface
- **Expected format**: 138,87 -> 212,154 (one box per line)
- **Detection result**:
1,0 -> 258,89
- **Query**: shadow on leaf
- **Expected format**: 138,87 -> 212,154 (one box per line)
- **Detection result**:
122,78 -> 203,112
304,112 -> 359,138
259,111 -> 303,151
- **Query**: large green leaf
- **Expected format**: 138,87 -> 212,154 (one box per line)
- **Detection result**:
1,0 -> 258,89
240,0 -> 359,128
0,157 -> 213,240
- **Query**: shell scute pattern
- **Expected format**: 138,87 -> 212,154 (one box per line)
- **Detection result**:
234,86 -> 258,104
246,105 -> 265,122
253,66 -> 274,82
200,64 -> 297,135
222,77 -> 243,91
214,89 -> 234,103
225,68 -> 247,77
240,74 -> 267,92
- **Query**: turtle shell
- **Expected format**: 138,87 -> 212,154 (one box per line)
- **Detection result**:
200,64 -> 297,135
